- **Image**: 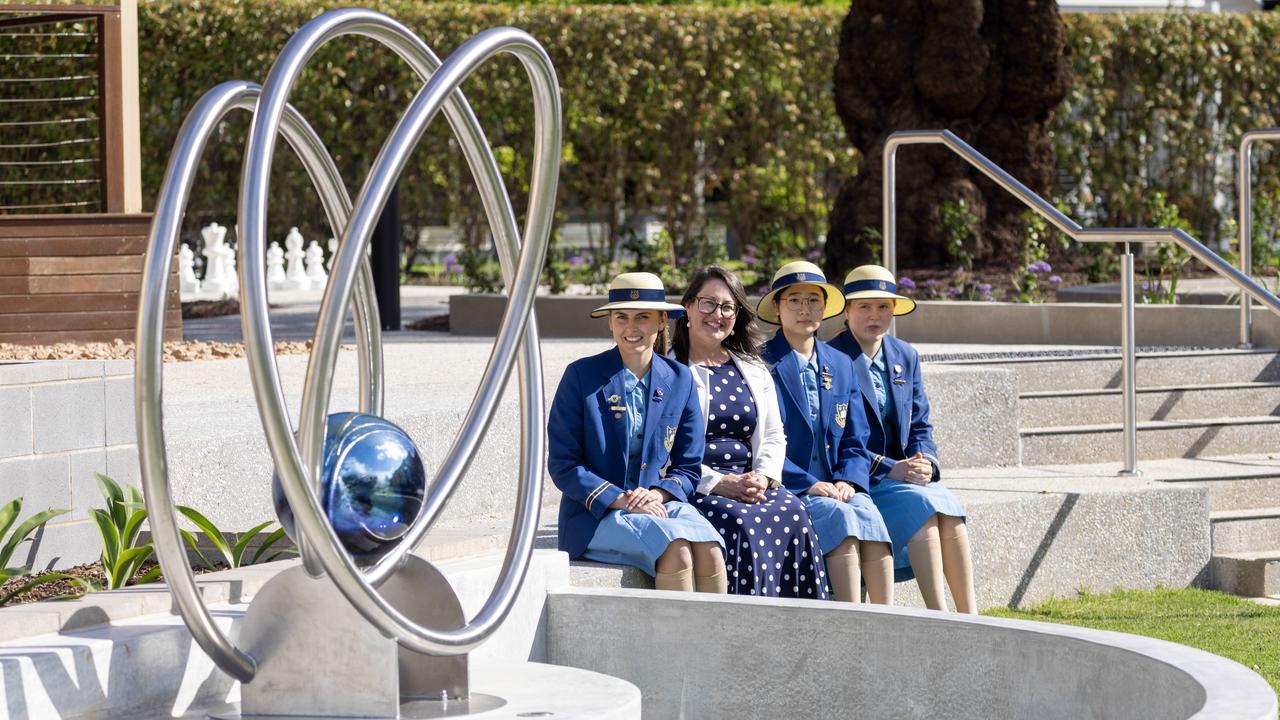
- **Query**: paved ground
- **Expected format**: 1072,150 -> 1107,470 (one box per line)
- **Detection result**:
182,285 -> 463,343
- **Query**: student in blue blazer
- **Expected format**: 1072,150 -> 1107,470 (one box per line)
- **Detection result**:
547,272 -> 727,593
828,264 -> 974,613
756,261 -> 894,604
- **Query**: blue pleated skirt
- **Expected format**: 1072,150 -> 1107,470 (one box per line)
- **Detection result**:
800,493 -> 892,556
583,501 -> 725,576
870,479 -> 967,580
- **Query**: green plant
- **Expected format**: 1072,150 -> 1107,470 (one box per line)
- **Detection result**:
939,200 -> 977,271
0,499 -> 68,583
1011,212 -> 1064,303
1139,193 -> 1195,304
90,473 -> 161,591
177,507 -> 293,570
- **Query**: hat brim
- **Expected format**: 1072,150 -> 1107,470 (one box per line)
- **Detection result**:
590,300 -> 685,318
756,282 -> 846,325
843,290 -> 917,316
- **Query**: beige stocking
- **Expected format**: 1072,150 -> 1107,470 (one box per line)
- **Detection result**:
940,516 -> 976,614
655,566 -> 695,592
825,538 -> 862,603
908,518 -> 948,611
860,541 -> 894,605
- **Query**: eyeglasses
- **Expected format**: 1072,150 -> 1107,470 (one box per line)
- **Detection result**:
783,296 -> 824,311
694,296 -> 738,318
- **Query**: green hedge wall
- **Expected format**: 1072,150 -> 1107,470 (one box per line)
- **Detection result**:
127,4 -> 1280,277
137,0 -> 852,281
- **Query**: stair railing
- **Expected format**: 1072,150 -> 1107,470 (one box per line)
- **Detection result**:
1238,128 -> 1280,349
882,129 -> 1280,476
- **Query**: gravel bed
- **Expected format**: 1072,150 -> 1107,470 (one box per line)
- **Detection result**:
921,346 -> 1247,363
0,339 -> 351,363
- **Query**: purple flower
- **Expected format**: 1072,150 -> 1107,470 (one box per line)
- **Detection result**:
806,248 -> 823,261
741,254 -> 757,267
446,263 -> 464,274
568,255 -> 584,267
443,253 -> 457,266
677,256 -> 688,265
925,279 -> 941,287
1028,260 -> 1052,274
898,277 -> 917,290
744,244 -> 757,255
977,283 -> 993,294
947,287 -> 961,298
1048,275 -> 1063,284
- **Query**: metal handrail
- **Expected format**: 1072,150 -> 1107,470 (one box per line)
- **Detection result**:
883,129 -> 1280,474
1238,128 -> 1280,349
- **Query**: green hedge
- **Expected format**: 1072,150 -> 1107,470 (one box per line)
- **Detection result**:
29,4 -> 1279,282
137,0 -> 852,285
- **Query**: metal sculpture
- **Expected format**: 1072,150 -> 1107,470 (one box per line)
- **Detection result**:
134,8 -> 560,717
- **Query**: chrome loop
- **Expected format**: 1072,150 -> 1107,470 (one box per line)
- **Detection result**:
137,7 -> 560,680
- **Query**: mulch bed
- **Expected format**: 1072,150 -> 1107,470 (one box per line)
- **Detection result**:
0,561 -> 221,606
0,339 -> 349,362
405,314 -> 449,332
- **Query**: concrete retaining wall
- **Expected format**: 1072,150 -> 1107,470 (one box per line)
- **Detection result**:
547,588 -> 1277,720
451,294 -> 1280,347
0,361 -> 138,570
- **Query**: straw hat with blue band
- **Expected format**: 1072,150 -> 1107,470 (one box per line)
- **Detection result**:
755,260 -> 846,325
842,264 -> 917,316
591,272 -> 685,318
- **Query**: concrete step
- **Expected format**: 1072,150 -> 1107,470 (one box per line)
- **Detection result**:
1020,381 -> 1280,427
1210,550 -> 1280,598
1020,416 -> 1280,465
942,348 -> 1280,393
1211,507 -> 1280,553
1160,474 -> 1280,512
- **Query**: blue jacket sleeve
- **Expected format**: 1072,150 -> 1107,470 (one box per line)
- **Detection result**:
832,389 -> 873,494
904,353 -> 941,483
547,364 -> 623,517
649,376 -> 703,502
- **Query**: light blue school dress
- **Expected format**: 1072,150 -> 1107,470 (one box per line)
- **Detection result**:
547,348 -> 723,576
829,331 -> 967,581
760,334 -> 891,557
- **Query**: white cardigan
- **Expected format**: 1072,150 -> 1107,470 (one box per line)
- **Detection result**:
684,352 -> 788,495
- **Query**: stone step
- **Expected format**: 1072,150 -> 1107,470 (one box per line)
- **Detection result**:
1160,473 -> 1280,512
941,348 -> 1280,393
1210,550 -> 1280,598
1211,507 -> 1280,554
1019,382 -> 1280,427
1020,416 -> 1280,465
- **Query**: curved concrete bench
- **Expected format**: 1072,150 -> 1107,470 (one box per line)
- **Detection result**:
548,588 -> 1278,720
0,552 -> 1271,719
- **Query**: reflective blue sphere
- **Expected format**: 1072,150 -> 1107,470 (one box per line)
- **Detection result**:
273,412 -> 426,565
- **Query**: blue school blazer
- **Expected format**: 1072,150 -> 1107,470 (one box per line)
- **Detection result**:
547,347 -> 705,558
760,333 -> 873,495
828,331 -> 941,485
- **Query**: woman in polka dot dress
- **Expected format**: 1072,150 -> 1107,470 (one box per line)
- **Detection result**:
671,266 -> 830,599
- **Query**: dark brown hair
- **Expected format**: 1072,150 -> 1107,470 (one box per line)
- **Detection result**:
672,265 -> 760,364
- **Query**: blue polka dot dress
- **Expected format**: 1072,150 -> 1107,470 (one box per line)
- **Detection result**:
690,362 -> 830,599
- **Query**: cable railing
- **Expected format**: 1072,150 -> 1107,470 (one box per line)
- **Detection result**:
883,129 -> 1280,475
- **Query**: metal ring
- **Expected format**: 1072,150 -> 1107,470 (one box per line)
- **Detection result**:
136,80 -> 382,683
138,7 -> 560,678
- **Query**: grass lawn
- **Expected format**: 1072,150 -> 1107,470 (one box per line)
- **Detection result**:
986,588 -> 1280,694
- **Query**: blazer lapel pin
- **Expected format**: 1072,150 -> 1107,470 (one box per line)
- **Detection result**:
892,364 -> 906,385
820,365 -> 833,390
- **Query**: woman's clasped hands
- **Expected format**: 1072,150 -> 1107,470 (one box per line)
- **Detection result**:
806,480 -> 857,502
711,471 -> 769,504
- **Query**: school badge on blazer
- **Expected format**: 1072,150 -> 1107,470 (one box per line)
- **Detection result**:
834,402 -> 848,428
664,425 -> 677,451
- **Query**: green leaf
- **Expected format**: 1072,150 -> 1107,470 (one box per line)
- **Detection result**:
96,473 -> 126,531
0,566 -> 30,582
230,520 -> 274,568
121,508 -> 149,550
250,527 -> 291,565
177,505 -> 231,566
0,572 -> 94,606
180,529 -> 216,571
0,499 -> 22,546
135,564 -> 162,586
111,545 -> 154,590
0,507 -> 68,568
89,508 -> 120,569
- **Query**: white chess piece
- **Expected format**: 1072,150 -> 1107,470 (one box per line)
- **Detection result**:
179,243 -> 201,295
305,240 -> 328,289
283,227 -> 309,290
200,222 -> 230,296
267,241 -> 287,289
327,237 -> 337,273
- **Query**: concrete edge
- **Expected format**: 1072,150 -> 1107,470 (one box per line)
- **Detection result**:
551,587 -> 1278,720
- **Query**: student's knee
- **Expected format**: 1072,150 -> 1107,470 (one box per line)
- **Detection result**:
827,536 -> 859,559
691,541 -> 725,570
909,514 -> 941,544
656,539 -> 693,573
939,514 -> 967,539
